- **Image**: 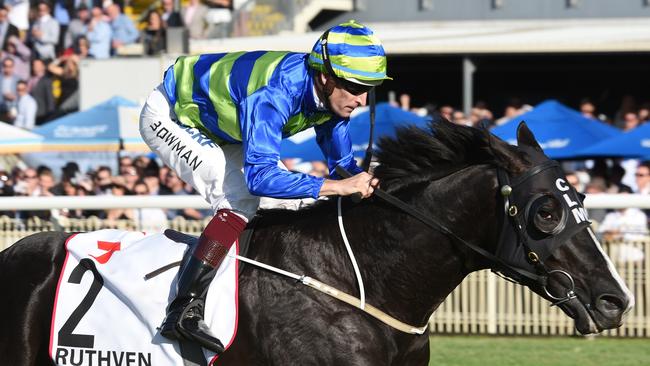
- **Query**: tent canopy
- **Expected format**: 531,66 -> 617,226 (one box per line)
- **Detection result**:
577,122 -> 650,159
0,121 -> 43,153
490,100 -> 622,159
281,103 -> 429,161
33,96 -> 147,152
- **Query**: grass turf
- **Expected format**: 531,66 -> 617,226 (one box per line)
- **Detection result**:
428,335 -> 649,366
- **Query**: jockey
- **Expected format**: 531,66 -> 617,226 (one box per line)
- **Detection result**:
139,20 -> 389,354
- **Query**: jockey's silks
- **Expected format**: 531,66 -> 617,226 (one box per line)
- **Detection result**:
161,52 -> 362,199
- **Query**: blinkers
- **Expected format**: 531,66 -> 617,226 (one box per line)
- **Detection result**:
495,160 -> 591,287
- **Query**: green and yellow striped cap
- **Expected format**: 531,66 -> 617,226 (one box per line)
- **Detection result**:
308,20 -> 391,86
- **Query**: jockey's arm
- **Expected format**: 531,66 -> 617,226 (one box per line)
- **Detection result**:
314,119 -> 377,198
240,88 -> 325,199
240,88 -> 377,199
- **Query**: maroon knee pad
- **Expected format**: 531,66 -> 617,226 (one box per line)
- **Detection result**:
194,209 -> 247,267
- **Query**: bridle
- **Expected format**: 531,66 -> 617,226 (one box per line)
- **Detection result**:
495,160 -> 589,306
338,158 -> 590,307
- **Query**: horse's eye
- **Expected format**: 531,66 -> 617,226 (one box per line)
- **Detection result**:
526,194 -> 566,237
538,209 -> 553,221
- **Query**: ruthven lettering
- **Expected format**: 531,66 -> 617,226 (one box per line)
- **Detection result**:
55,347 -> 152,366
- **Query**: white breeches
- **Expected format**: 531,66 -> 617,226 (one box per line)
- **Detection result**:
139,85 -> 305,221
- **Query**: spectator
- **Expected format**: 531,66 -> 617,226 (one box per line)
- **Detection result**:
68,34 -> 91,59
204,0 -> 231,38
52,0 -> 73,53
106,3 -> 139,55
93,165 -> 113,195
120,164 -> 140,191
2,35 -> 32,80
27,58 -> 55,124
614,95 -> 637,129
64,5 -> 90,50
12,80 -> 36,129
494,98 -> 526,126
598,186 -> 649,243
579,98 -> 596,119
142,9 -> 166,56
13,167 -> 38,196
399,93 -> 410,111
638,102 -> 650,123
439,105 -> 453,121
5,0 -> 29,31
47,53 -> 79,114
160,0 -> 174,25
30,1 -> 61,61
0,5 -> 19,51
132,180 -> 168,231
584,177 -> 608,225
119,155 -> 134,174
607,163 -> 633,193
162,170 -> 204,220
103,182 -> 133,224
87,5 -> 111,59
25,168 -> 56,220
451,110 -> 470,126
635,161 -> 650,194
0,169 -> 15,217
0,57 -> 18,118
622,112 -> 640,131
182,0 -> 209,39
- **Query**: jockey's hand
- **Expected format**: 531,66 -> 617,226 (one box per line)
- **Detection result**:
319,172 -> 379,198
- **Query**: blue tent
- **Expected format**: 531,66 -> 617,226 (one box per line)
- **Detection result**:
490,100 -> 622,159
281,103 -> 429,161
577,122 -> 650,159
33,96 -> 147,152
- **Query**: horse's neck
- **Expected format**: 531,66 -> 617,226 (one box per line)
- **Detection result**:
250,166 -> 500,329
347,166 -> 501,326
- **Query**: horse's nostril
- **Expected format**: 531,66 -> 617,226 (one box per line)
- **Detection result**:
596,294 -> 626,315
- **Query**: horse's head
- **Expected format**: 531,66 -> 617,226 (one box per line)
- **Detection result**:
495,122 -> 633,334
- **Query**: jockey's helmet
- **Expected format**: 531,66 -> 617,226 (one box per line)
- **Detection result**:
308,20 -> 392,87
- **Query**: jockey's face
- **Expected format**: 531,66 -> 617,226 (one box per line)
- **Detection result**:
320,73 -> 369,118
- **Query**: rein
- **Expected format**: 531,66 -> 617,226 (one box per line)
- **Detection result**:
335,166 -> 546,286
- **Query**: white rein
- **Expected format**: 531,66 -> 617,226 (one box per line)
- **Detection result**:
227,197 -> 427,335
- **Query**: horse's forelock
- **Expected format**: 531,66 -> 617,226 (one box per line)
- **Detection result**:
373,120 -> 528,192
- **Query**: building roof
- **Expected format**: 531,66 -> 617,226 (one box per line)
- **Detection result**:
190,18 -> 650,55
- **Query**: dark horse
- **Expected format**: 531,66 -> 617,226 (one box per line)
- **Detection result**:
0,121 -> 633,365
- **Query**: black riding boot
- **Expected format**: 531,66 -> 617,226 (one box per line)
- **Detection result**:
159,254 -> 224,354
159,209 -> 247,354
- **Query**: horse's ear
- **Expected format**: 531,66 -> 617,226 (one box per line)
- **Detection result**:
516,122 -> 543,152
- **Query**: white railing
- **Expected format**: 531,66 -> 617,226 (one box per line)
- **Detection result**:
0,194 -> 649,210
0,194 -> 649,337
430,239 -> 649,337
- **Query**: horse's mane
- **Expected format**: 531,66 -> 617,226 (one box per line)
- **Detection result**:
372,120 -> 528,192
258,120 -> 528,220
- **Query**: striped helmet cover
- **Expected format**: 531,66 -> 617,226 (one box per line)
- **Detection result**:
308,20 -> 392,86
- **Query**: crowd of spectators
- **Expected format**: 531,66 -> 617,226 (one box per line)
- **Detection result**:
0,0 -> 234,131
0,155 -> 213,231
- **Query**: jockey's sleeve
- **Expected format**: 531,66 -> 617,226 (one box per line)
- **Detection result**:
240,88 -> 325,199
315,119 -> 363,180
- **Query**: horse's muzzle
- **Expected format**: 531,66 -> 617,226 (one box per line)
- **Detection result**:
591,293 -> 631,329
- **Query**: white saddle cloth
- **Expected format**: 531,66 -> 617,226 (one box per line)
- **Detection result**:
49,229 -> 239,365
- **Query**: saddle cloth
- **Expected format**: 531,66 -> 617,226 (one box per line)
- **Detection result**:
49,229 -> 239,366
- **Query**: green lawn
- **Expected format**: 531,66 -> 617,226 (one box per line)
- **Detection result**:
428,335 -> 649,366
